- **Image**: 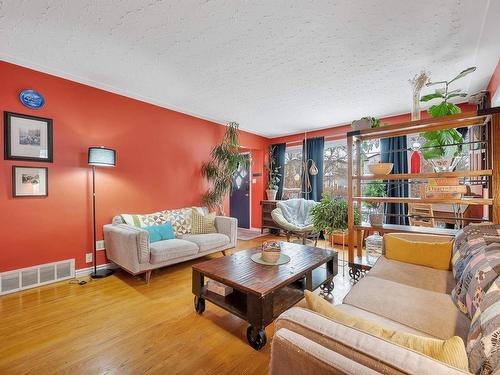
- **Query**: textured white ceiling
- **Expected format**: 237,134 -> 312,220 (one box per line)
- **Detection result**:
0,1 -> 499,137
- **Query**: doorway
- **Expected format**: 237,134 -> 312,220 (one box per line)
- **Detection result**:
230,153 -> 251,229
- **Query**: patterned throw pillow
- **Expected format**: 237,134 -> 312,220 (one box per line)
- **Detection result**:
467,277 -> 500,375
120,211 -> 169,228
191,208 -> 217,234
452,224 -> 500,281
451,243 -> 500,319
162,208 -> 192,235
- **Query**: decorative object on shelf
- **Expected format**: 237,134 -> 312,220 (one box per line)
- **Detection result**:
4,112 -> 53,162
351,117 -> 380,131
19,89 -> 45,109
201,122 -> 248,215
266,145 -> 281,200
88,146 -> 116,279
310,194 -> 360,235
367,162 -> 393,175
207,280 -> 233,296
409,71 -> 429,121
425,178 -> 468,199
12,166 -> 48,197
409,140 -> 422,174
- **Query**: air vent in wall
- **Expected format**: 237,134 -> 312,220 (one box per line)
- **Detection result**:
0,259 -> 75,295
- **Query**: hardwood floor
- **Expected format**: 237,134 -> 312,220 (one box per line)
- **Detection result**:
0,235 -> 354,375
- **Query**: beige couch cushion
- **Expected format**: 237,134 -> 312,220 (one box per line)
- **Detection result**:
369,256 -> 456,294
275,308 -> 469,374
181,233 -> 230,252
336,304 -> 433,337
149,239 -> 199,264
343,276 -> 470,340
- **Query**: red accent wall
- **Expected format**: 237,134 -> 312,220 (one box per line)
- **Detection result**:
0,61 -> 268,272
487,59 -> 500,101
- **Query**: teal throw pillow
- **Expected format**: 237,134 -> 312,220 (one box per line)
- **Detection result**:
144,225 -> 162,243
157,223 -> 175,240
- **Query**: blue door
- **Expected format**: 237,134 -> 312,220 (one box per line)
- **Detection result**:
230,154 -> 250,229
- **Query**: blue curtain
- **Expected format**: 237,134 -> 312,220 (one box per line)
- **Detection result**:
302,137 -> 324,201
380,136 -> 409,225
270,143 -> 286,200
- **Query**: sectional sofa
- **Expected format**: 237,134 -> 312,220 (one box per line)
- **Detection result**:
270,225 -> 500,374
103,207 -> 237,282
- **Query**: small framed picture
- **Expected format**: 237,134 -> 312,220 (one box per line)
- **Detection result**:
4,112 -> 53,162
12,166 -> 48,197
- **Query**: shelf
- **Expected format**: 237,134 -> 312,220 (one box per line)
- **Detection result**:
354,170 -> 492,181
352,197 -> 493,205
354,223 -> 458,236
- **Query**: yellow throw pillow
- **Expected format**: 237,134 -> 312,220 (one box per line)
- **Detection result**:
191,209 -> 217,234
304,291 -> 468,371
384,233 -> 453,270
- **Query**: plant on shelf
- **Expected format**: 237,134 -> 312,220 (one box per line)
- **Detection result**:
351,117 -> 381,131
266,145 -> 281,200
310,194 -> 360,236
362,181 -> 386,226
201,122 -> 248,215
418,67 -> 476,169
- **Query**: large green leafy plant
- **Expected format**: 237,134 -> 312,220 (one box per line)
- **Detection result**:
201,122 -> 248,215
310,194 -> 360,234
418,67 -> 475,159
267,145 -> 281,190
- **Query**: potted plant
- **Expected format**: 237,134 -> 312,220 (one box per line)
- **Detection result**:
201,122 -> 249,214
351,117 -> 381,131
310,194 -> 360,242
419,67 -> 475,171
363,181 -> 386,226
266,145 -> 281,200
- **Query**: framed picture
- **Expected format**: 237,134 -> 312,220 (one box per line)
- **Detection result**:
4,112 -> 53,162
12,166 -> 48,197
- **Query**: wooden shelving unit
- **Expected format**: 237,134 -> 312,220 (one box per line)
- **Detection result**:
347,107 -> 500,279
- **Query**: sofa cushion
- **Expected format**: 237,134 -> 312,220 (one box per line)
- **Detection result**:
467,276 -> 500,375
369,256 -> 456,294
181,233 -> 230,252
191,209 -> 217,234
304,291 -> 468,371
384,233 -> 453,270
451,242 -> 500,319
149,239 -> 199,264
343,276 -> 470,340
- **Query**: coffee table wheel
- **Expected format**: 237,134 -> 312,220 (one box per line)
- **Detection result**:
320,280 -> 334,295
246,326 -> 267,350
349,267 -> 361,281
194,296 -> 205,314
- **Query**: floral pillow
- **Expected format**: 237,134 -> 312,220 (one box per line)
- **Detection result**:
467,276 -> 500,374
451,243 -> 500,319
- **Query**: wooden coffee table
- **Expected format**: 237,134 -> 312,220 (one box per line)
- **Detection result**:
192,242 -> 338,350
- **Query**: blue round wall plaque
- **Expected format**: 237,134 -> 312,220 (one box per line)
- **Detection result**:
19,89 -> 45,109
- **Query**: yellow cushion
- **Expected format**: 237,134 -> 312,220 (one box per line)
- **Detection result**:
191,209 -> 217,234
304,291 -> 468,371
384,233 -> 453,270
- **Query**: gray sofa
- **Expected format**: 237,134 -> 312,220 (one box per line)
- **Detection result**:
103,211 -> 237,282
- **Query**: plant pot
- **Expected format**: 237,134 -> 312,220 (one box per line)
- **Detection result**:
369,213 -> 384,226
351,118 -> 372,131
330,232 -> 349,246
266,189 -> 277,200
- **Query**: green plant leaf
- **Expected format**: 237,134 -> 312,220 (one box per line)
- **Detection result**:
428,102 -> 451,117
420,92 -> 445,102
446,93 -> 467,100
449,66 -> 476,84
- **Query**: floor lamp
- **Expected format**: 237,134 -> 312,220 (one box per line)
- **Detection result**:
88,146 -> 116,279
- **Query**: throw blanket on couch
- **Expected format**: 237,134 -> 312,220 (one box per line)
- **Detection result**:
277,199 -> 316,228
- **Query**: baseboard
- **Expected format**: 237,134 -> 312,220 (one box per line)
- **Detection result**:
76,263 -> 118,277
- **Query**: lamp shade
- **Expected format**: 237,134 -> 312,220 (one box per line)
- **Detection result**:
88,147 -> 116,167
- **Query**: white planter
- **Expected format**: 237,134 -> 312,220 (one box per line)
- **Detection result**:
266,189 -> 277,200
351,118 -> 372,131
369,213 -> 384,226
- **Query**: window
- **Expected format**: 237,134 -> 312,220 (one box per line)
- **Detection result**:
323,139 -> 348,198
283,145 -> 302,199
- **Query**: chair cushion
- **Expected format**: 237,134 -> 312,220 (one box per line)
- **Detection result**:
384,233 -> 453,270
149,239 -> 199,264
304,291 -> 468,371
369,256 -> 456,294
466,276 -> 500,375
343,276 -> 470,340
451,242 -> 500,319
181,233 -> 230,252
